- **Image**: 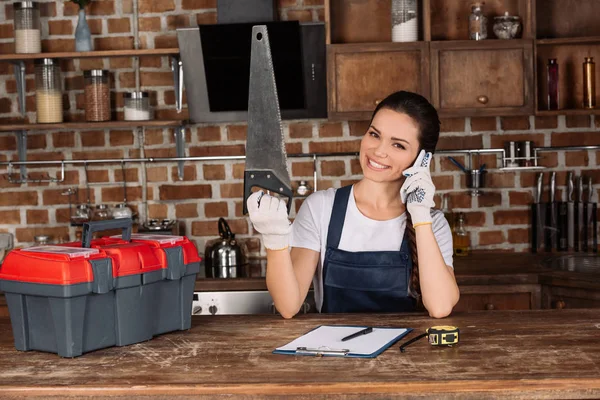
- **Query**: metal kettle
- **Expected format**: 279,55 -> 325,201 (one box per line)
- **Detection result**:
204,218 -> 248,278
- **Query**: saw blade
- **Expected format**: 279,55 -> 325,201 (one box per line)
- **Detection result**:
245,25 -> 291,190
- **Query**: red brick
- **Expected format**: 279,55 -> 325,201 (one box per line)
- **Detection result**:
440,118 -> 465,133
148,204 -> 168,219
196,12 -> 217,24
287,9 -> 313,21
26,209 -> 49,225
182,0 -> 216,10
160,184 -> 211,200
507,228 -> 529,244
176,203 -> 199,218
349,121 -> 369,137
0,98 -> 12,113
171,165 -> 197,181
0,191 -> 38,206
319,122 -> 342,138
292,161 -> 314,177
94,36 -> 134,50
321,160 -> 345,176
87,170 -> 110,183
221,183 -> 243,198
552,132 -> 600,147
79,57 -> 104,71
166,15 -> 191,29
115,168 -> 139,183
107,18 -> 131,34
566,115 -> 591,128
477,192 -> 502,207
144,129 -> 164,145
232,164 -> 245,179
493,210 -> 529,225
487,172 -> 515,188
509,191 -> 534,206
140,71 -> 174,87
565,151 -> 589,167
48,20 -> 73,35
189,145 -> 245,157
463,211 -> 486,227
204,164 -> 225,180
538,151 -> 558,168
139,17 -> 162,31
154,35 -> 179,49
146,166 -> 168,182
52,132 -> 75,148
489,134 -> 544,149
109,130 -> 135,146
139,0 -> 175,13
0,210 -> 20,224
87,19 -> 104,35
145,148 -> 176,158
448,192 -> 472,209
15,227 -> 70,243
27,134 -> 46,149
89,0 -> 116,15
0,135 -> 17,151
197,126 -> 221,142
72,150 -> 123,160
500,116 -> 530,131
308,140 -> 360,153
350,159 -> 362,175
205,202 -> 228,218
431,175 -> 453,191
80,131 -> 105,147
42,39 -> 75,52
286,142 -> 303,154
102,186 -> 142,202
470,117 -> 496,131
479,231 -> 504,246
534,116 -> 557,129
289,123 -> 313,139
5,78 -> 35,94
227,125 -> 247,141
437,135 -> 483,150
192,218 -> 247,236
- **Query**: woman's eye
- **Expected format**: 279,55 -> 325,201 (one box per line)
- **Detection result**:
368,131 -> 379,138
393,143 -> 406,150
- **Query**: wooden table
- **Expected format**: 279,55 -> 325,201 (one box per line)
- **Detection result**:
1,309 -> 600,398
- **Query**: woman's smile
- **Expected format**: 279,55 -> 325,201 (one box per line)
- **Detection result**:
366,157 -> 391,171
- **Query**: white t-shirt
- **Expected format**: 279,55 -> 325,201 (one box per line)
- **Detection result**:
290,186 -> 454,312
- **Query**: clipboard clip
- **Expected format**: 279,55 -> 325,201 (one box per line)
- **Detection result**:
296,346 -> 350,357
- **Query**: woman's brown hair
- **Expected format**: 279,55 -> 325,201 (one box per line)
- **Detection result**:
369,91 -> 441,305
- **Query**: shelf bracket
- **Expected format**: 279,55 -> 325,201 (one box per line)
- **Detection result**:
174,126 -> 186,180
11,61 -> 26,115
171,56 -> 183,112
15,130 -> 27,181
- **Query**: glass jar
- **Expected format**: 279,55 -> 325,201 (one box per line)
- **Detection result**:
391,0 -> 418,43
84,69 -> 111,122
13,1 -> 41,54
112,203 -> 133,219
123,91 -> 151,121
452,212 -> 470,257
492,12 -> 522,39
547,59 -> 559,111
35,58 -> 63,123
93,204 -> 111,221
71,204 -> 91,224
469,2 -> 487,40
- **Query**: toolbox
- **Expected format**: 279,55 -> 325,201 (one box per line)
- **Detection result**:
0,219 -> 201,358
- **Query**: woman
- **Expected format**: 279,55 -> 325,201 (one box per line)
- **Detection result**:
247,91 -> 459,318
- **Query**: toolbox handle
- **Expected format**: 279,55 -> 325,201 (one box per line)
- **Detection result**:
82,218 -> 133,248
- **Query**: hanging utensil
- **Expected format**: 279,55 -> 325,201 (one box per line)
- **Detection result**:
447,156 -> 468,173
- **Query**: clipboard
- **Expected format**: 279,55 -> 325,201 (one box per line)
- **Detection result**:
273,325 -> 412,358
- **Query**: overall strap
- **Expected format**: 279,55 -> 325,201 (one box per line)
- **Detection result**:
326,185 -> 352,249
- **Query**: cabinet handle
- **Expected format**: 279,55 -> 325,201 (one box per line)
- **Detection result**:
554,300 -> 566,310
477,95 -> 489,105
485,303 -> 495,310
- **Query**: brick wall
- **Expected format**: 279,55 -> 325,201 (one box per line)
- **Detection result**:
1,0 -> 599,255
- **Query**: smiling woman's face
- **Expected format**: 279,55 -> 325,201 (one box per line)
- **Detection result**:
359,108 -> 421,183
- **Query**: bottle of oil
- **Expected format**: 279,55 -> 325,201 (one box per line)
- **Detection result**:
453,212 -> 470,257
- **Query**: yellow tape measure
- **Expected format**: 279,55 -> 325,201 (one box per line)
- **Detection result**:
399,325 -> 460,352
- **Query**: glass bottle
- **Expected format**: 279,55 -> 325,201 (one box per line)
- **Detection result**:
547,59 -> 559,111
583,57 -> 596,109
34,58 -> 63,123
441,194 -> 454,232
469,2 -> 487,40
391,0 -> 418,43
13,1 -> 41,54
452,212 -> 470,257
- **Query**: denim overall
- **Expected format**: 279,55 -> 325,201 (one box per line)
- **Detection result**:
321,185 -> 416,313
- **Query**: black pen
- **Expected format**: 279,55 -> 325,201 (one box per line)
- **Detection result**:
341,327 -> 373,342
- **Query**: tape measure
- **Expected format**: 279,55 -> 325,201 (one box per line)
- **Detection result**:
399,325 -> 460,352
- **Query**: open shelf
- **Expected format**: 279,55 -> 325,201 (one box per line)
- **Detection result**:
0,48 -> 179,62
537,37 -> 600,46
536,109 -> 600,116
0,120 -> 185,132
536,0 -> 600,40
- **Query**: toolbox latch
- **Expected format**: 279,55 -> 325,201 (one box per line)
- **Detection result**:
89,258 -> 114,294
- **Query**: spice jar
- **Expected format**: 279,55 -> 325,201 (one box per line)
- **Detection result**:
13,1 -> 41,54
123,91 -> 151,121
112,203 -> 133,219
93,204 -> 111,221
35,58 -> 63,123
391,0 -> 418,42
469,2 -> 487,40
83,69 -> 111,122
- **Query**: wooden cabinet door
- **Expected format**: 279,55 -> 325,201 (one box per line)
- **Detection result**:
327,42 -> 430,121
542,285 -> 600,310
430,40 -> 534,117
454,284 -> 541,312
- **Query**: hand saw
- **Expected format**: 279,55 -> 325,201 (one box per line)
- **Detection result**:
243,25 -> 293,215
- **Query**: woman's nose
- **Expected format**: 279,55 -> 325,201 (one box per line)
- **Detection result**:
373,141 -> 388,158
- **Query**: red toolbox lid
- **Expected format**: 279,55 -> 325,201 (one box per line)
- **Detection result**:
108,234 -> 202,265
0,246 -> 109,285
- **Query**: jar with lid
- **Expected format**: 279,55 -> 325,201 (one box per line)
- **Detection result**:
123,91 -> 151,121
71,204 -> 91,224
391,0 -> 418,43
35,58 -> 63,123
112,203 -> 133,219
469,2 -> 487,40
84,69 -> 111,122
13,1 -> 41,54
93,204 -> 112,221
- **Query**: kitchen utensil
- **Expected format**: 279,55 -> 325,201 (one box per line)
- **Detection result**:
448,156 -> 468,173
204,218 -> 248,278
478,163 -> 486,173
492,12 -> 522,39
139,219 -> 177,235
576,176 -> 584,251
465,169 -> 486,196
517,140 -> 534,167
548,172 -> 558,251
588,177 -> 598,253
504,141 -> 519,168
532,172 -> 545,253
242,25 -> 292,215
567,172 -> 575,250
0,233 -> 14,264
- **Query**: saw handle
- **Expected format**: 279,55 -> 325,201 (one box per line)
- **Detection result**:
243,170 -> 293,216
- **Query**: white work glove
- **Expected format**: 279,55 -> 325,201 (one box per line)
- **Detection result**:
246,190 -> 291,250
400,149 -> 436,227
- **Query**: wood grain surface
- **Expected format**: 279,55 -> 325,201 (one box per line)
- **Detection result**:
1,309 -> 600,398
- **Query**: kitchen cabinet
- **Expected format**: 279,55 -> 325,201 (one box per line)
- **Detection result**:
327,42 -> 430,121
542,285 -> 600,309
455,283 -> 541,311
430,40 -> 535,117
